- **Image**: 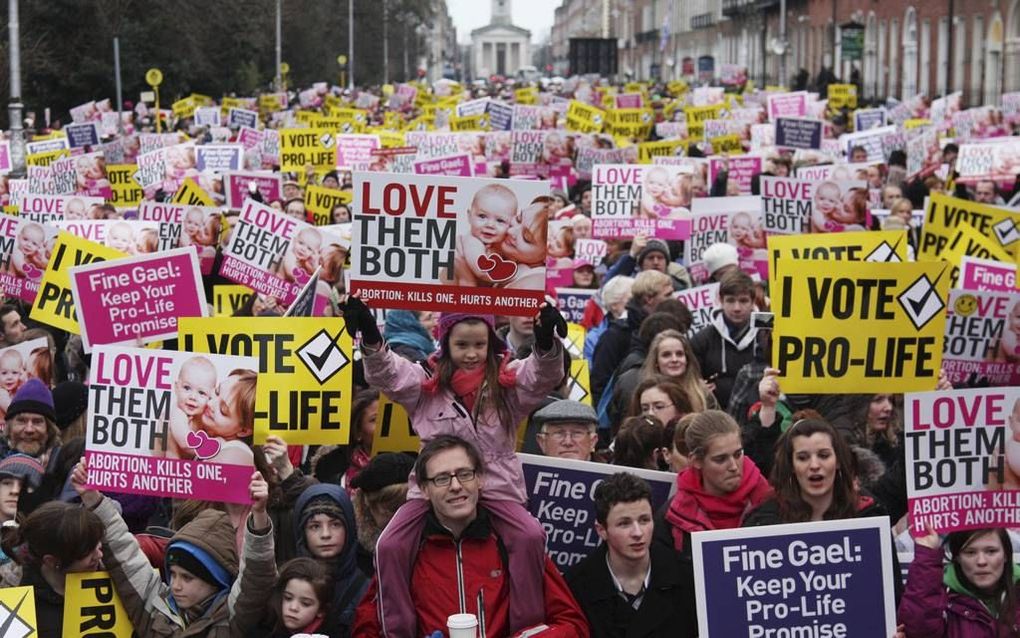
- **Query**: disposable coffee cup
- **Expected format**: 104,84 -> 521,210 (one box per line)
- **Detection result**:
447,613 -> 478,638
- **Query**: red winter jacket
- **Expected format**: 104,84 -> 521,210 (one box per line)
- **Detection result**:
354,508 -> 590,638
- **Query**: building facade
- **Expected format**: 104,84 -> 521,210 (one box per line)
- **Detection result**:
423,0 -> 459,83
549,0 -> 1020,105
470,0 -> 532,79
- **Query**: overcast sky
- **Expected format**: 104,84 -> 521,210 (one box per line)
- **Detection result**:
446,0 -> 558,44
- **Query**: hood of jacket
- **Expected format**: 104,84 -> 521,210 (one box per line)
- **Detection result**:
166,509 -> 238,583
944,557 -> 1020,615
384,310 -> 436,358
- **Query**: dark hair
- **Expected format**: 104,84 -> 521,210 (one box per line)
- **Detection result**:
414,435 -> 486,486
594,472 -> 652,525
0,304 -> 20,328
637,310 -> 685,346
1,501 -> 103,569
433,319 -> 514,428
887,150 -> 907,167
613,416 -> 663,470
946,528 -> 1017,628
769,419 -> 858,523
651,298 -> 694,334
268,558 -> 334,633
627,377 -> 694,424
718,269 -> 755,298
351,389 -> 380,449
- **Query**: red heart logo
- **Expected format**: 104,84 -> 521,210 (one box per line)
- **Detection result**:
186,430 -> 221,461
481,253 -> 518,282
477,254 -> 496,272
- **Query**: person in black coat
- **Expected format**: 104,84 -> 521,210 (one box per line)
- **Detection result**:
567,472 -> 698,638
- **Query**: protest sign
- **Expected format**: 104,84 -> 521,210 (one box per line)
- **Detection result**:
0,338 -> 55,404
70,247 -> 207,352
827,83 -> 858,110
959,256 -> 1017,292
840,125 -> 898,164
590,164 -> 692,240
335,134 -> 381,171
956,139 -> 1020,184
774,117 -> 823,150
564,356 -> 593,406
26,136 -> 69,156
761,177 -> 870,235
413,153 -> 475,177
0,214 -> 58,304
194,105 -> 221,128
280,129 -> 336,171
371,395 -> 421,455
349,172 -> 549,315
19,194 -> 103,225
508,130 -> 546,175
0,141 -> 11,173
195,144 -> 244,173
604,108 -> 654,139
692,518 -> 895,638
64,122 -> 101,148
675,282 -> 720,337
707,155 -> 762,195
767,231 -> 909,277
637,139 -> 687,163
920,193 -> 1020,268
32,233 -> 124,333
213,284 -> 254,316
905,387 -> 1020,534
220,198 -> 342,313
107,164 -> 144,208
179,317 -> 353,445
228,107 -> 259,129
63,571 -> 132,638
223,171 -> 282,209
304,184 -> 353,226
555,287 -> 596,324
941,288 -> 1020,386
0,586 -> 36,637
486,100 -> 513,131
772,259 -> 950,393
687,196 -> 766,283
84,345 -> 259,503
765,91 -> 808,121
520,453 -> 674,569
854,107 -> 887,131
565,101 -> 605,134
573,238 -> 606,267
172,177 -> 217,206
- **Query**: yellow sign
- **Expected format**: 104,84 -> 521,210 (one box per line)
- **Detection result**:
684,104 -> 724,141
904,118 -> 932,130
212,285 -> 254,316
0,586 -> 36,637
280,128 -> 337,171
145,68 -> 163,86
171,177 -> 216,206
565,101 -> 606,134
376,129 -> 405,148
709,134 -> 743,155
772,259 -> 950,393
304,184 -> 353,226
920,193 -> 1020,284
515,87 -> 538,105
259,92 -> 287,113
604,108 -> 654,139
449,114 -> 490,132
767,231 -> 910,275
371,395 -> 421,455
667,80 -> 689,96
827,84 -> 858,110
172,96 -> 197,120
63,571 -> 132,638
25,148 -> 70,167
179,317 -> 354,445
221,96 -> 252,116
32,233 -> 125,334
106,164 -> 144,208
566,358 -> 593,407
637,139 -> 686,164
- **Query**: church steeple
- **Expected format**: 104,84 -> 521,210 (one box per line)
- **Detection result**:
491,0 -> 511,26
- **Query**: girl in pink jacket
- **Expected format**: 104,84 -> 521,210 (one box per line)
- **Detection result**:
342,296 -> 567,638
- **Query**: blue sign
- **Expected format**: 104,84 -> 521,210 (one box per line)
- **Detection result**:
555,287 -> 596,325
775,117 -> 823,150
65,122 -> 101,148
487,100 -> 514,131
697,56 -> 715,82
228,108 -> 259,130
855,108 -> 888,132
692,517 -> 895,638
520,453 -> 675,570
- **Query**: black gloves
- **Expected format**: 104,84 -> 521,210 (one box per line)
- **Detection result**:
533,303 -> 567,351
339,295 -> 382,345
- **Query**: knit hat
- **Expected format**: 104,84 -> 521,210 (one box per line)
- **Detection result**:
435,313 -> 498,354
6,379 -> 55,423
166,543 -> 231,589
702,242 -> 740,276
349,452 -> 416,492
301,494 -> 346,525
52,381 -> 88,430
533,399 -> 598,427
637,238 -> 671,268
0,454 -> 44,489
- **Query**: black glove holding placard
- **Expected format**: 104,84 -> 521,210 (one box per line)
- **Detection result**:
533,302 -> 568,351
339,295 -> 382,346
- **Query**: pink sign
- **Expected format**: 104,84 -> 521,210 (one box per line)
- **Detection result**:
69,248 -> 208,352
84,345 -> 259,504
223,171 -> 282,209
413,153 -> 475,177
590,164 -> 693,240
709,156 -> 763,196
614,93 -> 644,109
959,256 -> 1017,292
336,134 -> 382,171
766,92 -> 808,121
0,142 -> 11,173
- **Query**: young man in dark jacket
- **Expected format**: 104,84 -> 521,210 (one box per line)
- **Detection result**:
690,269 -> 758,408
567,472 -> 697,638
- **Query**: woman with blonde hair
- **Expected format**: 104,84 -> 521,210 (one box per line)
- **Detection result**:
639,329 -> 715,412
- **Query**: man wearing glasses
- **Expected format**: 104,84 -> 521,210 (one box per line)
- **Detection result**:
354,435 -> 590,637
534,400 -> 600,462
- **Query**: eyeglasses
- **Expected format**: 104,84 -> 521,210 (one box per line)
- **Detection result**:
539,429 -> 593,442
425,469 -> 477,488
641,402 -> 674,413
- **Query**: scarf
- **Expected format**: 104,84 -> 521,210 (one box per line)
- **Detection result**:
666,456 -> 773,551
421,352 -> 518,414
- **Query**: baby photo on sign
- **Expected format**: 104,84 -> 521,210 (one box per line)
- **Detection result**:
453,183 -> 549,291
640,166 -> 694,220
0,337 -> 53,423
